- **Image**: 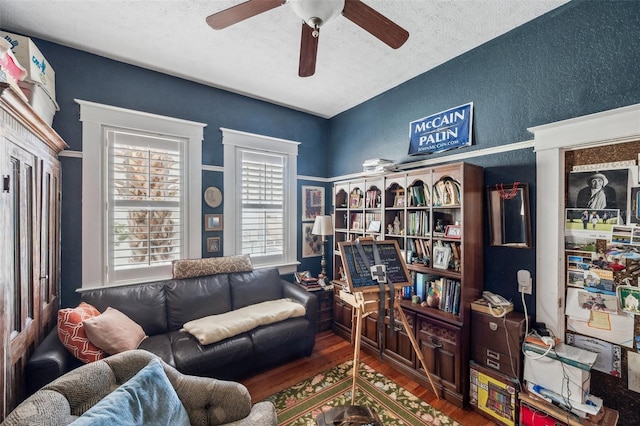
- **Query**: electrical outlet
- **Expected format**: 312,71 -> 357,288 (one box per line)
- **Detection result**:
517,269 -> 532,294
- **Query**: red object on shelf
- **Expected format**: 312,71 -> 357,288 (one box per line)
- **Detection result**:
519,404 -> 567,426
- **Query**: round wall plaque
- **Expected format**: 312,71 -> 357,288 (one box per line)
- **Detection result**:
204,186 -> 223,208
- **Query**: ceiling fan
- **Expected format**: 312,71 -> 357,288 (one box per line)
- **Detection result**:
206,0 -> 409,77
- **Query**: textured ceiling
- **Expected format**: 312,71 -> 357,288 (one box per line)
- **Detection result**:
0,0 -> 569,118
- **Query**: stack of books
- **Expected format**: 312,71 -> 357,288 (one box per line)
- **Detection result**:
294,271 -> 323,291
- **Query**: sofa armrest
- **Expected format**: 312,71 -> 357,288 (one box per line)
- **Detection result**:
221,402 -> 277,426
282,280 -> 318,326
26,328 -> 83,395
166,367 -> 276,425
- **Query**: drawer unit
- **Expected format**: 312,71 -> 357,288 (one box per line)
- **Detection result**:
471,310 -> 528,379
317,288 -> 334,332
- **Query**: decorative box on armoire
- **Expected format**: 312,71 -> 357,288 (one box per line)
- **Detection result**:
471,310 -> 528,380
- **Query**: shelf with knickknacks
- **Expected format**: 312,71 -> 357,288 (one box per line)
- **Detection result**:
331,162 -> 484,408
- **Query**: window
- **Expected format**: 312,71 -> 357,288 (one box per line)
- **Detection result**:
78,100 -> 205,287
108,130 -> 183,283
222,128 -> 299,273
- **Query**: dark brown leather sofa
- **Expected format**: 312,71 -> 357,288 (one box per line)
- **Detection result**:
25,267 -> 317,394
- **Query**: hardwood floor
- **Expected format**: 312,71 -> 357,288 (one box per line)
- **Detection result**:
242,330 -> 496,425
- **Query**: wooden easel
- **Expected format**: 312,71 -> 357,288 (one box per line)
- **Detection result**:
339,287 -> 440,404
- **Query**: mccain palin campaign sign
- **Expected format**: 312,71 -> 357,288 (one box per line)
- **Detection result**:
408,103 -> 473,155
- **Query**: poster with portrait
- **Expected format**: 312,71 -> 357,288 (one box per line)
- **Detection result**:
302,185 -> 324,221
567,169 -> 629,224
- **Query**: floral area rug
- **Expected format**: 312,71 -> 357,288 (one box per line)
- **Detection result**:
263,360 -> 461,426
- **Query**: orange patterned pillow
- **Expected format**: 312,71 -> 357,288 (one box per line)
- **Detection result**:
58,302 -> 106,363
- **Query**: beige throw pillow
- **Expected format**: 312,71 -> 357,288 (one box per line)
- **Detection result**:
83,307 -> 147,355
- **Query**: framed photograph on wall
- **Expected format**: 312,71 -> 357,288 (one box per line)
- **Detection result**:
206,237 -> 220,253
302,185 -> 324,221
204,214 -> 223,231
302,222 -> 322,258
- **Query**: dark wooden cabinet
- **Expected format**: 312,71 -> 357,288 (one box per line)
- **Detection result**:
316,288 -> 334,332
384,306 -> 414,368
416,312 -> 461,401
331,162 -> 483,407
471,310 -> 528,379
0,84 -> 66,420
298,285 -> 334,332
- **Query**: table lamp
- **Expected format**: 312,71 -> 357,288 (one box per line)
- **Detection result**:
311,215 -> 333,279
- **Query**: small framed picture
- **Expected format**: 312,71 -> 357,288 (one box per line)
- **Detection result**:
368,220 -> 381,232
302,185 -> 324,221
433,245 -> 452,270
206,237 -> 220,253
618,285 -> 640,315
350,193 -> 361,208
444,225 -> 462,239
205,214 -> 223,231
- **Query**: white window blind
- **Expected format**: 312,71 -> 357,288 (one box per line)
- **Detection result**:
240,150 -> 285,258
222,128 -> 299,274
107,129 -> 184,283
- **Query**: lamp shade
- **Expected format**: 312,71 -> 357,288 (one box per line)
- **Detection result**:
312,215 -> 333,237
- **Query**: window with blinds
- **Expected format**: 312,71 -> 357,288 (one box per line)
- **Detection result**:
107,129 -> 184,283
240,150 -> 285,260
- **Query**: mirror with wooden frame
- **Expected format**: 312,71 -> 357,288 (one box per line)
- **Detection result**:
487,182 -> 532,248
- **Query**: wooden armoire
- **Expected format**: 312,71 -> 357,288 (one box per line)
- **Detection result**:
0,83 -> 66,419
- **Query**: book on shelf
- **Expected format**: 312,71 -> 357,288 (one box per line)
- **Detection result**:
427,278 -> 461,314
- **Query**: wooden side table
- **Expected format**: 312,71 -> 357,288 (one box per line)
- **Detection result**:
295,284 -> 333,332
316,288 -> 334,332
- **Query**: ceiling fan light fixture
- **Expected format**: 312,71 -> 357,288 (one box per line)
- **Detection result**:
289,0 -> 345,29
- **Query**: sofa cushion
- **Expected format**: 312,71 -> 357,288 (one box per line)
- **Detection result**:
172,255 -> 253,279
138,333 -> 177,368
230,268 -> 283,309
182,298 -> 306,345
83,307 -> 147,355
171,331 -> 254,378
165,274 -> 231,330
58,302 -> 106,363
69,358 -> 190,426
81,282 -> 168,335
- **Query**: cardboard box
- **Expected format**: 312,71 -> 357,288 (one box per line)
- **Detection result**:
0,31 -> 55,101
523,351 -> 591,404
18,81 -> 59,126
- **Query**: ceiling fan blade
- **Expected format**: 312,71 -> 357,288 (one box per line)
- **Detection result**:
299,23 -> 319,77
206,0 -> 284,30
342,0 -> 409,49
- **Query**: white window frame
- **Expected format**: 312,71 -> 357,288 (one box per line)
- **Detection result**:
77,99 -> 206,288
222,128 -> 299,274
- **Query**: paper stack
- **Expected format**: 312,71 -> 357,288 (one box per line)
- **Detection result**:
362,159 -> 396,174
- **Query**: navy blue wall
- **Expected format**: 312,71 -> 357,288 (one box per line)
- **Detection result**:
327,0 -> 640,313
17,1 -> 640,318
28,41 -> 329,306
5,0 -> 640,420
